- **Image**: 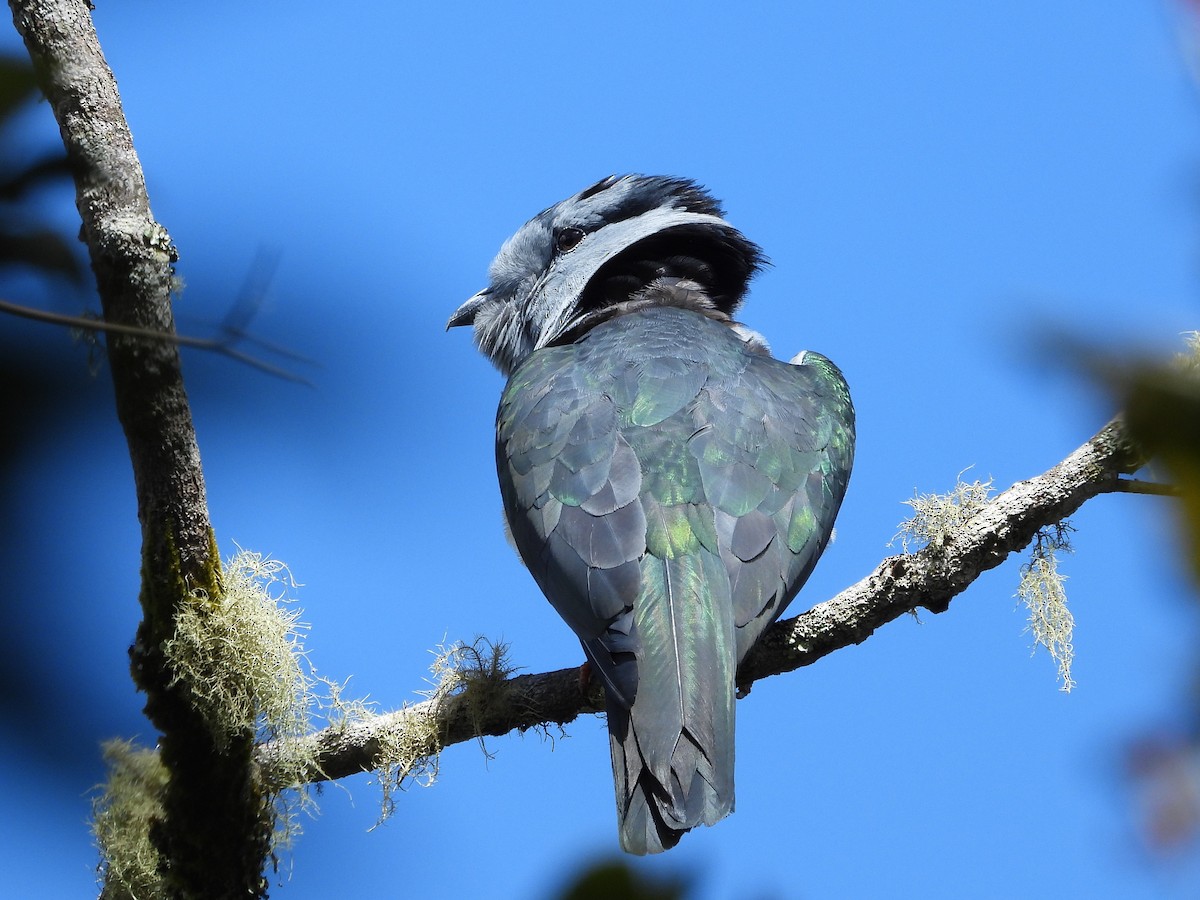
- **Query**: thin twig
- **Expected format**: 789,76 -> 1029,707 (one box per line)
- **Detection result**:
0,297 -> 314,385
1107,478 -> 1181,497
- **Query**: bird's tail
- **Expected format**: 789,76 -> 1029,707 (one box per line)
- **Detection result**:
604,553 -> 737,855
606,703 -> 735,854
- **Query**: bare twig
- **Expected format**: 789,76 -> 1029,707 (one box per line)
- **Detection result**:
0,297 -> 315,385
1107,478 -> 1181,497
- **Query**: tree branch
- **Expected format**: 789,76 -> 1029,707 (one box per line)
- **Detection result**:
740,416 -> 1144,682
8,1 -> 271,895
256,415 -> 1148,791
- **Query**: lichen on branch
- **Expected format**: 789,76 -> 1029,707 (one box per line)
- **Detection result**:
257,414 -> 1147,787
893,471 -> 994,553
1018,524 -> 1077,691
163,551 -> 313,748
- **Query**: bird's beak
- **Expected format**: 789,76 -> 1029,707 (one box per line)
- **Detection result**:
447,289 -> 490,330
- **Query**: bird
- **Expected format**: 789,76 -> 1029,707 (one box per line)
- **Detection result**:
448,175 -> 854,854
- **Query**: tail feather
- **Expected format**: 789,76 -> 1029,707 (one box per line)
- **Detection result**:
608,708 -> 734,854
605,553 -> 736,855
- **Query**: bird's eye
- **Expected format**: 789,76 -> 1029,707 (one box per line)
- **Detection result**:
555,227 -> 585,253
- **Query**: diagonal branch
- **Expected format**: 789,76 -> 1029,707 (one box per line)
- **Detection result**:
255,415 -> 1148,790
740,415 -> 1144,682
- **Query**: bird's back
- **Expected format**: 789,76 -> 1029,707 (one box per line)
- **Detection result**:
497,304 -> 854,853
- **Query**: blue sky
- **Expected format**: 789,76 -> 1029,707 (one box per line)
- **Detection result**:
3,2 -> 1200,897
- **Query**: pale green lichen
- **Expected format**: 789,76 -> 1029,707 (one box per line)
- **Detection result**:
104,549 -> 514,875
96,551 -> 317,895
92,739 -> 168,900
314,674 -> 379,733
893,471 -> 995,553
370,637 -> 513,827
162,550 -> 313,749
1017,523 -> 1076,692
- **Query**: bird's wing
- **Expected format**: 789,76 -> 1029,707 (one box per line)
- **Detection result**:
496,342 -> 646,670
689,346 -> 855,662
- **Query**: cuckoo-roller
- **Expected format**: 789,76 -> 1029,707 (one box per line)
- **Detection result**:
448,175 -> 854,854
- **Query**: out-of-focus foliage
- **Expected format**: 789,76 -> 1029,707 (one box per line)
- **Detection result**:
1101,333 -> 1200,857
1126,730 -> 1200,856
0,55 -> 83,284
1117,334 -> 1200,586
0,55 -> 98,767
553,859 -> 689,900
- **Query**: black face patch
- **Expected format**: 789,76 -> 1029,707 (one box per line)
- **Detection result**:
579,223 -> 764,316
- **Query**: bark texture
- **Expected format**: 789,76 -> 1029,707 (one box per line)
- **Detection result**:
8,1 -> 272,896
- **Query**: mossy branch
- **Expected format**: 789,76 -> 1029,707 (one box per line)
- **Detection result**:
257,414 -> 1149,788
9,1 -> 272,895
742,415 -> 1144,681
257,644 -> 598,792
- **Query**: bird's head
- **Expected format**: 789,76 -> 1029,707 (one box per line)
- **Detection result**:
448,175 -> 765,375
